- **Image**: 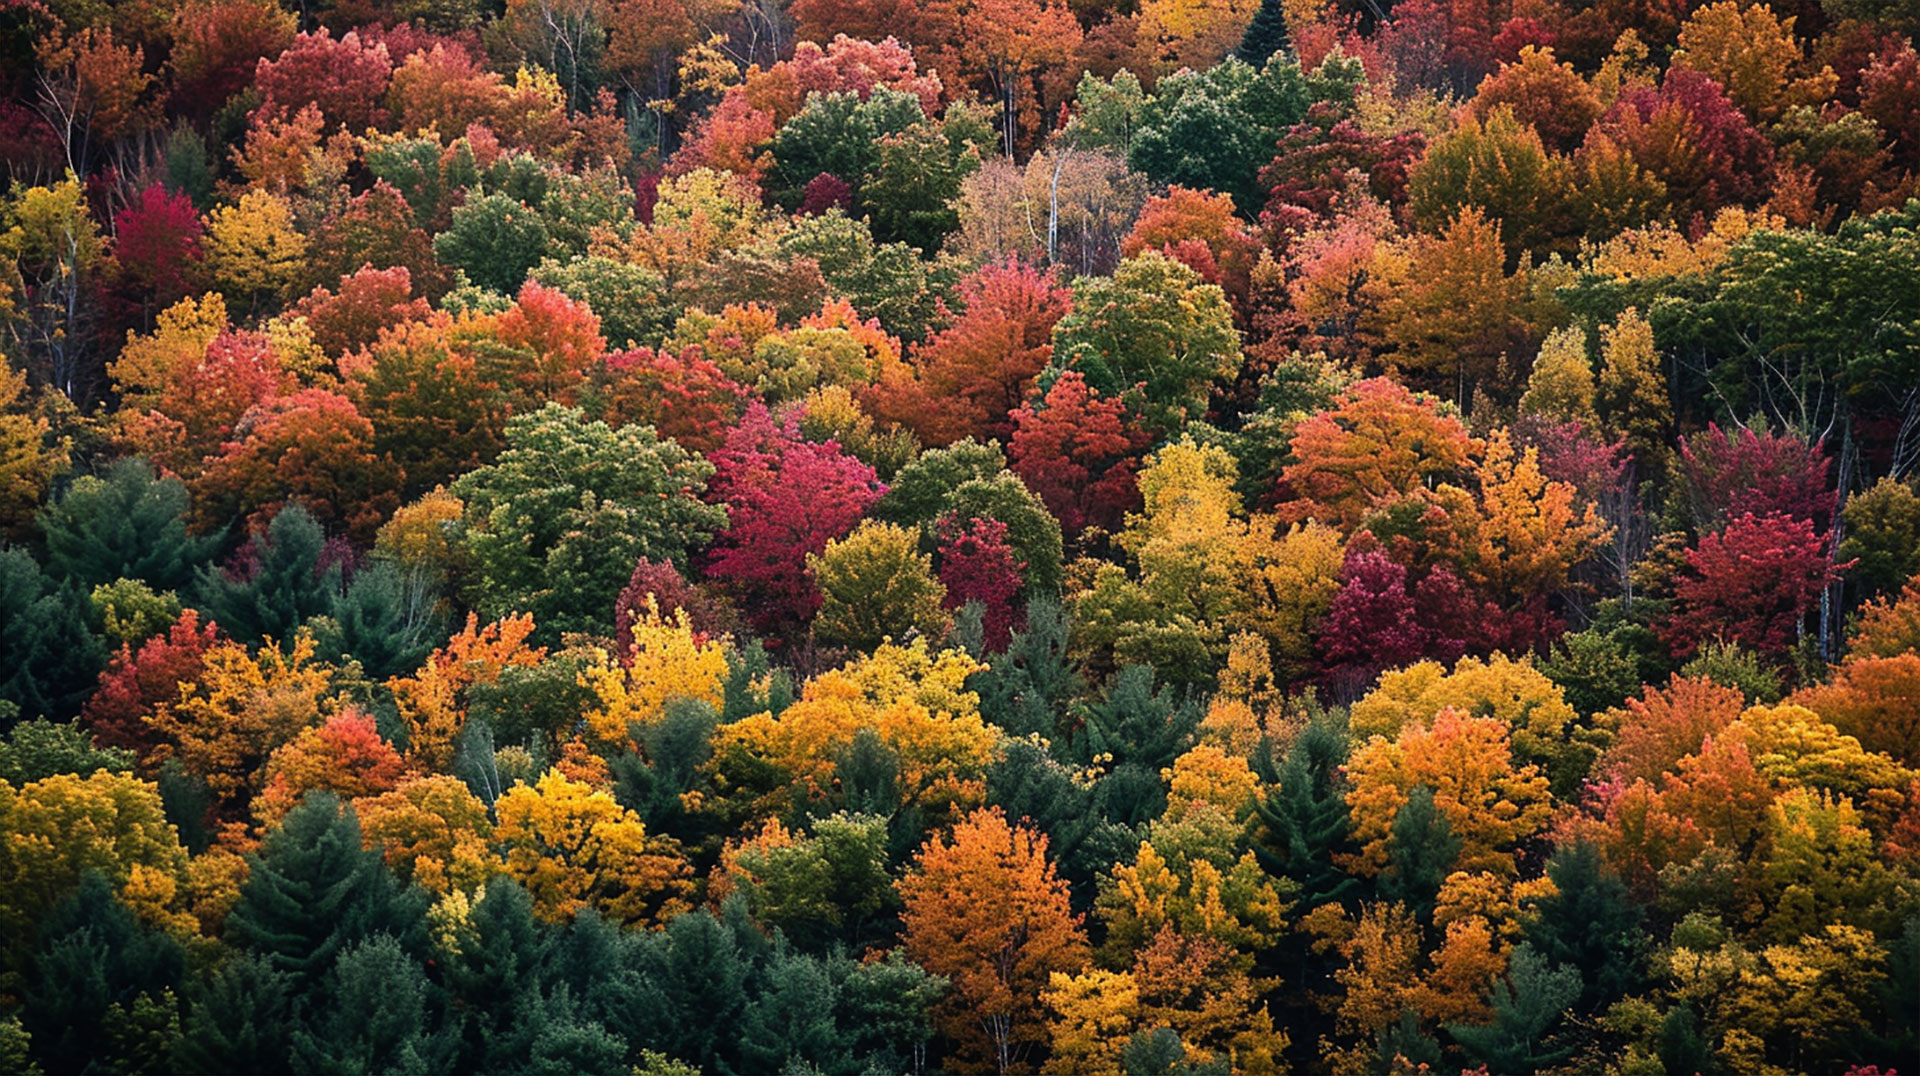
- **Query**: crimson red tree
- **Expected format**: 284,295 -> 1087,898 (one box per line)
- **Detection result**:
1007,370 -> 1148,541
1663,512 -> 1843,660
703,403 -> 884,639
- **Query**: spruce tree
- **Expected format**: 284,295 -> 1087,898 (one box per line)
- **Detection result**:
193,503 -> 340,647
1524,841 -> 1646,1011
1253,720 -> 1363,911
1447,944 -> 1581,1073
447,878 -> 557,1072
20,873 -> 185,1075
317,560 -> 445,680
173,952 -> 297,1075
290,935 -> 458,1073
225,793 -> 428,981
0,548 -> 106,723
738,948 -> 851,1075
1235,0 -> 1293,67
38,458 -> 220,592
1379,785 -> 1459,922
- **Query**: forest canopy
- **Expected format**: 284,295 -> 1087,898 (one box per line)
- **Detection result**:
1,0 -> 1918,1071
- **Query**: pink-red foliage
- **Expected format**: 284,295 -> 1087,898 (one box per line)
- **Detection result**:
253,28 -> 393,131
703,403 -> 884,638
937,515 -> 1025,650
1664,512 -> 1843,660
1599,67 -> 1775,223
114,185 -> 204,303
1007,370 -> 1147,540
1675,422 -> 1834,534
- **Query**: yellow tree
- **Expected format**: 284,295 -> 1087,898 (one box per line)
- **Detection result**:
1344,708 -> 1554,878
1446,429 -> 1610,609
1349,652 -> 1583,788
203,190 -> 307,313
1596,307 -> 1671,473
146,632 -> 341,825
1043,968 -> 1141,1074
1517,325 -> 1598,427
494,771 -> 693,927
579,600 -> 729,750
899,806 -> 1089,1074
716,640 -> 996,817
0,771 -> 188,943
1363,206 -> 1534,402
355,775 -> 499,895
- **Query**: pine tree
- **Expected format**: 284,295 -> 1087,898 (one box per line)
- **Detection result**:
1253,720 -> 1363,910
738,948 -> 851,1074
290,935 -> 458,1073
173,953 -> 297,1075
1447,944 -> 1581,1073
1235,0 -> 1293,74
1379,785 -> 1460,922
1524,841 -> 1646,1012
226,793 -> 429,981
20,874 -> 185,1075
637,907 -> 752,1072
38,458 -> 221,591
193,503 -> 340,647
0,548 -> 106,722
317,559 -> 445,681
447,878 -> 557,1072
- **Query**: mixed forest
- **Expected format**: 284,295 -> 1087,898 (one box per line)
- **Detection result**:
1,0 -> 1918,1070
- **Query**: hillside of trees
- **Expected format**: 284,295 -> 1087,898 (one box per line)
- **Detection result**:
1,0 -> 1918,1071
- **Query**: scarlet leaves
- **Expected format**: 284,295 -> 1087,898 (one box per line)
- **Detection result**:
1664,513 -> 1844,660
703,403 -> 884,638
868,259 -> 1071,447
1008,371 -> 1148,540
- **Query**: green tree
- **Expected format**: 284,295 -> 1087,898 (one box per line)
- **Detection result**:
1050,251 -> 1241,436
1525,841 -> 1645,1012
1447,943 -> 1581,1073
738,949 -> 852,1074
1253,719 -> 1363,911
19,873 -> 184,1076
313,559 -> 446,681
38,459 -> 220,592
172,953 -> 297,1075
865,119 -> 981,252
0,547 -> 105,721
1840,477 -> 1920,600
1234,0 -> 1291,66
451,403 -> 726,642
434,191 -> 550,295
0,718 -> 133,784
1129,53 -> 1346,214
226,793 -> 429,983
811,521 -> 948,650
1379,785 -> 1460,922
767,88 -> 923,209
193,503 -> 340,648
777,211 -> 942,341
291,934 -> 457,1073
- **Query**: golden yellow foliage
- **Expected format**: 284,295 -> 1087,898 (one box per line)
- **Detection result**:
495,771 -> 693,927
580,601 -> 729,750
